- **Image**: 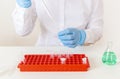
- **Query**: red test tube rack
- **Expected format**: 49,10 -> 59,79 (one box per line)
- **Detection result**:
18,54 -> 90,72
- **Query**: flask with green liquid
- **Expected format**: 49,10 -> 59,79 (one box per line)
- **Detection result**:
102,42 -> 117,65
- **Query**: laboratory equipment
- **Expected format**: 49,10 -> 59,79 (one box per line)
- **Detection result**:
102,42 -> 117,65
18,54 -> 90,72
60,57 -> 66,64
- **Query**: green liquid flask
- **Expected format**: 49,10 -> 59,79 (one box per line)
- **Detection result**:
102,42 -> 117,65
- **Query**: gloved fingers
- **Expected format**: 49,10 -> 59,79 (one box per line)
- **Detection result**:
16,0 -> 31,8
59,34 -> 75,40
64,44 -> 77,48
61,40 -> 77,45
58,29 -> 73,36
61,39 -> 77,48
58,28 -> 82,48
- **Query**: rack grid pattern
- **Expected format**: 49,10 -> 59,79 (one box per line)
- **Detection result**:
18,54 -> 90,72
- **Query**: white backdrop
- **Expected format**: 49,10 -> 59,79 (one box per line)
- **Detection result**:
0,0 -> 120,47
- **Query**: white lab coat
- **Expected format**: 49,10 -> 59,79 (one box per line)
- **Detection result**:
12,0 -> 103,46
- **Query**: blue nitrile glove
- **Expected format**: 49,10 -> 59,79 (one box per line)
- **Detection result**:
58,28 -> 86,48
16,0 -> 31,8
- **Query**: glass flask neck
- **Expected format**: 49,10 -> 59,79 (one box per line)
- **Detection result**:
106,42 -> 113,52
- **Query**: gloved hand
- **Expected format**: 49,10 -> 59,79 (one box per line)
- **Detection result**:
58,28 -> 86,48
16,0 -> 32,8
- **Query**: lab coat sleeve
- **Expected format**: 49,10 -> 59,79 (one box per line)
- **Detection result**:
84,0 -> 104,45
12,0 -> 37,36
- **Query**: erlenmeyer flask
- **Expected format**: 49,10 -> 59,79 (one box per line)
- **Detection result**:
102,42 -> 117,65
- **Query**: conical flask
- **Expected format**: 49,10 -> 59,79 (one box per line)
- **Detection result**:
102,42 -> 117,65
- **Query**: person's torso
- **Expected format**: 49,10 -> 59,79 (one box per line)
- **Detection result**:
34,0 -> 94,46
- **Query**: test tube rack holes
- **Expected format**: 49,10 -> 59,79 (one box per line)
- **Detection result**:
18,54 -> 90,72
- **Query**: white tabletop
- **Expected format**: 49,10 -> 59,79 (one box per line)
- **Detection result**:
0,47 -> 120,79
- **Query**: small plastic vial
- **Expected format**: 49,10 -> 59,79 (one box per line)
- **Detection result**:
60,57 -> 66,64
102,42 -> 117,65
82,57 -> 87,64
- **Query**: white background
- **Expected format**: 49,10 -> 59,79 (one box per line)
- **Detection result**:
0,0 -> 120,47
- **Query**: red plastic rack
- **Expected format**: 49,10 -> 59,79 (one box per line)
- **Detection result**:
18,54 -> 90,72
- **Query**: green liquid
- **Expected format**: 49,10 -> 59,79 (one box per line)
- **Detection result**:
102,51 -> 117,65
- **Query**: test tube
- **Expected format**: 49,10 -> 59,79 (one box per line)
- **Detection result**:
60,57 -> 66,64
82,57 -> 87,64
50,54 -> 55,59
66,53 -> 70,58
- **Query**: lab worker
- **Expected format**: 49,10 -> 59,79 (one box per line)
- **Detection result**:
12,0 -> 103,48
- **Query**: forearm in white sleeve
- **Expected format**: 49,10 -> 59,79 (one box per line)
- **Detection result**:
12,0 -> 37,36
84,0 -> 104,45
